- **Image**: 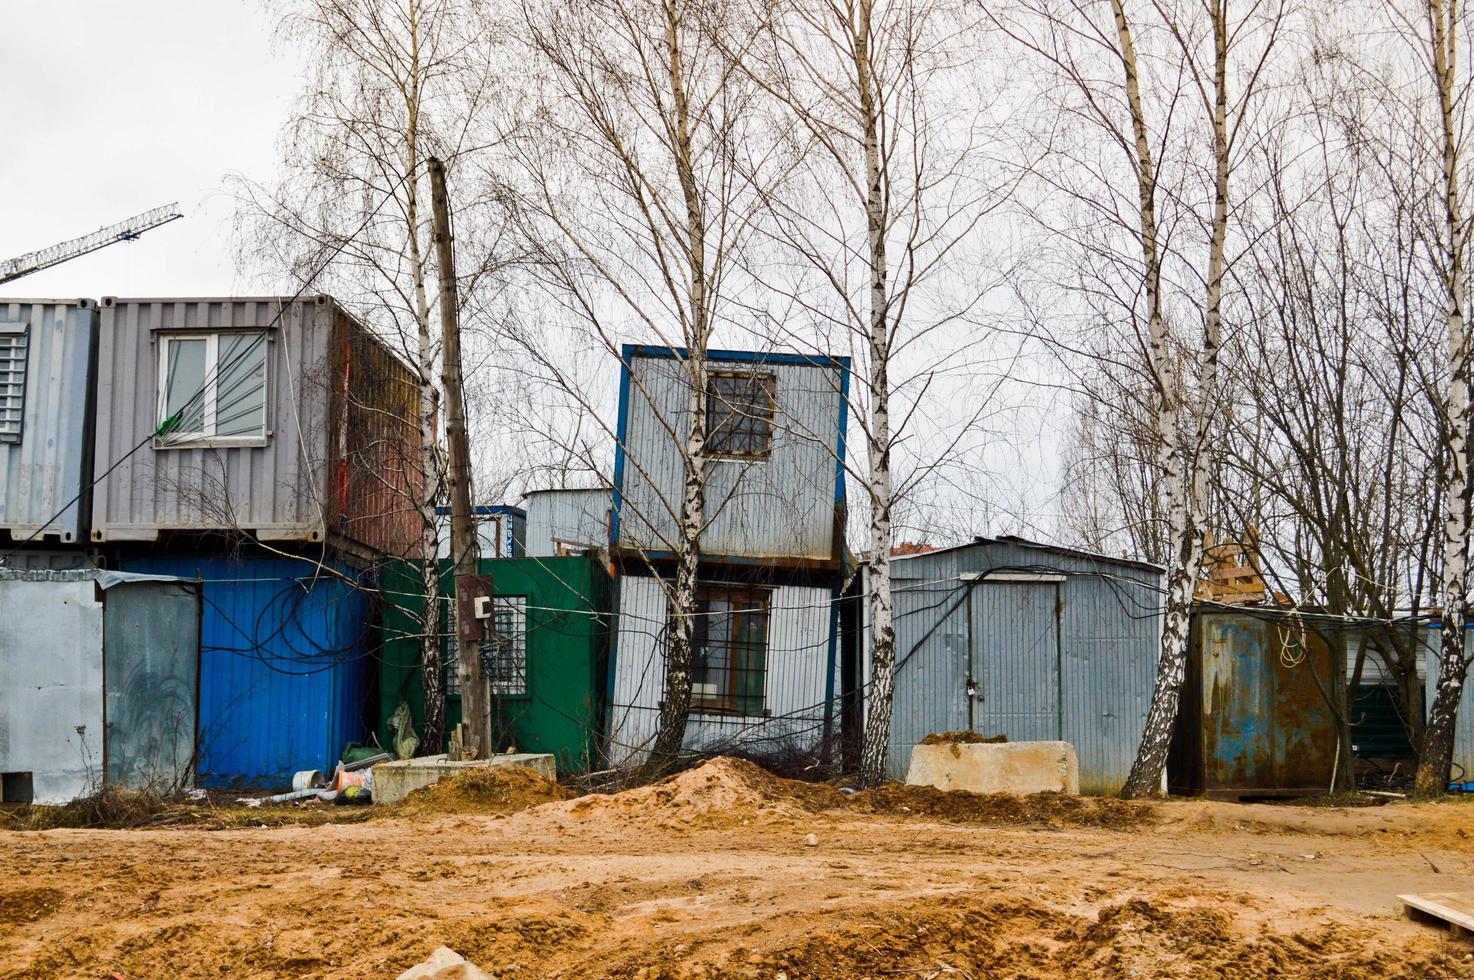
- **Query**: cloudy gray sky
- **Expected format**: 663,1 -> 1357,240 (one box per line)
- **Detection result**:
1,2 -> 299,298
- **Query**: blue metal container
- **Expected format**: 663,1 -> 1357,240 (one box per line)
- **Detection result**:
120,554 -> 370,788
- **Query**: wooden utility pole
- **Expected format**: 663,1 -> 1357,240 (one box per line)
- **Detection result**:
428,155 -> 491,760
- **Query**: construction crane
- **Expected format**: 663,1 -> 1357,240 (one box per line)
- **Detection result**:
0,204 -> 183,285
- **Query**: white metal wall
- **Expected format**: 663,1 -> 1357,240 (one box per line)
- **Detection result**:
525,488 -> 611,557
615,353 -> 844,562
0,299 -> 98,544
0,571 -> 104,803
606,572 -> 839,765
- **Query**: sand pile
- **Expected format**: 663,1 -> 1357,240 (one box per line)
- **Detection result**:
553,757 -> 830,828
399,764 -> 575,815
851,783 -> 1155,829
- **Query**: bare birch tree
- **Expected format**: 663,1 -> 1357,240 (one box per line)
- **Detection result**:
504,0 -> 769,774
235,0 -> 507,752
1000,0 -> 1287,797
718,0 -> 1012,787
1403,0 -> 1474,796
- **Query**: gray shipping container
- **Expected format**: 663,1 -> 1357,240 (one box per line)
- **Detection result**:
524,487 -> 611,557
90,296 -> 423,557
866,536 -> 1163,794
0,298 -> 99,545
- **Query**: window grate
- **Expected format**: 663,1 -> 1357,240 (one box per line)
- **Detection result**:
705,371 -> 775,457
444,595 -> 528,698
0,323 -> 29,445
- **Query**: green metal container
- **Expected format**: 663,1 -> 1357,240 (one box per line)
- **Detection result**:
376,555 -> 612,773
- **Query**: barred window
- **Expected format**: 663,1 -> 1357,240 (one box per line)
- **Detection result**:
682,585 -> 769,716
0,322 -> 28,444
705,371 -> 775,457
445,595 -> 528,698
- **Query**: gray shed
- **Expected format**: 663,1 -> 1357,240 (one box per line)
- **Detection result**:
866,536 -> 1163,794
0,568 -> 201,803
0,298 -> 99,545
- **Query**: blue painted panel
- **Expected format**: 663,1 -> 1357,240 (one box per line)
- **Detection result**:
120,554 -> 370,788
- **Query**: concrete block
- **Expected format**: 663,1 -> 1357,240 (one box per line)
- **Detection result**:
397,946 -> 493,980
372,753 -> 557,805
906,740 -> 1079,795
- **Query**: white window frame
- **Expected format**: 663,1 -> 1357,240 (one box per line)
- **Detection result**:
155,331 -> 271,447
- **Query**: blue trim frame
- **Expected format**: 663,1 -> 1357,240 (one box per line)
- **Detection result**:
621,343 -> 851,372
611,347 -> 635,548
434,505 -> 525,518
833,360 -> 850,508
821,583 -> 841,746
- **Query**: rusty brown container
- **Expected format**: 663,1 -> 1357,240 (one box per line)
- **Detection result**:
1169,608 -> 1339,799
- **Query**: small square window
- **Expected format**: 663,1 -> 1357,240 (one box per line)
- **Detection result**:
157,331 -> 268,443
0,322 -> 29,445
705,371 -> 775,457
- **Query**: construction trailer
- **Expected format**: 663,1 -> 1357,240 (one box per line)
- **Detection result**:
0,567 -> 201,803
435,504 -> 526,559
376,555 -> 612,773
89,295 -> 423,558
865,536 -> 1164,794
119,553 -> 373,789
605,346 -> 850,768
0,298 -> 99,547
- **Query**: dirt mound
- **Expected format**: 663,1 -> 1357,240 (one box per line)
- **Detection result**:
553,757 -> 831,828
399,765 -> 575,815
850,783 -> 1155,829
607,896 -> 1463,979
919,730 -> 1006,745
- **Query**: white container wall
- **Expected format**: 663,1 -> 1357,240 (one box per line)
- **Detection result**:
0,298 -> 98,545
606,571 -> 840,765
524,488 -> 611,557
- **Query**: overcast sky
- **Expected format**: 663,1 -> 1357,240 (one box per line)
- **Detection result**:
0,1 -> 299,298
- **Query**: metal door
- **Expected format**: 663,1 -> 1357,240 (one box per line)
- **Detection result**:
972,582 -> 1061,742
103,582 -> 201,791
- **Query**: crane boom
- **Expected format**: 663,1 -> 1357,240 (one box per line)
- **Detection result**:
0,204 -> 183,285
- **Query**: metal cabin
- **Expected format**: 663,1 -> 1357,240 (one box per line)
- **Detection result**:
0,567 -> 201,803
0,298 -> 99,546
867,537 -> 1164,794
524,487 -> 611,557
89,296 -> 423,558
435,504 -> 526,559
611,346 -> 849,568
606,346 -> 850,767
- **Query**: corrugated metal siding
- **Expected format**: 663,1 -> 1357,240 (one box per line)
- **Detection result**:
0,299 -> 98,543
877,540 -> 1162,794
615,353 -> 844,562
93,297 -> 332,543
607,572 -> 839,766
525,488 -> 611,556
120,554 -> 371,788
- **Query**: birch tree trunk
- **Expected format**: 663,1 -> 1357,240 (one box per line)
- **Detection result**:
646,0 -> 711,774
1119,0 -> 1227,799
1417,0 -> 1472,797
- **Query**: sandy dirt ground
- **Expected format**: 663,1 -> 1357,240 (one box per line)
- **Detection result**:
3,760 -> 1474,978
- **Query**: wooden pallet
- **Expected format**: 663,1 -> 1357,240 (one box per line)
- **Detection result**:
1401,892 -> 1474,939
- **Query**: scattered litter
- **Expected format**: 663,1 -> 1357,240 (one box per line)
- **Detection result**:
805,833 -> 819,847
396,946 -> 492,980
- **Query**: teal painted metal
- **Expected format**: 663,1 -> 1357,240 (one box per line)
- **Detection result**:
120,553 -> 371,789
